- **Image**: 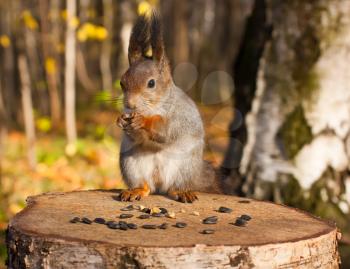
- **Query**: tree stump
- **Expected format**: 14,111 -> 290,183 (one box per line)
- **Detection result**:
6,190 -> 340,268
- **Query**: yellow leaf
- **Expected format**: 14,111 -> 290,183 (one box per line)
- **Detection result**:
95,26 -> 108,41
138,1 -> 152,16
0,35 -> 11,48
61,10 -> 67,20
22,10 -> 38,30
45,57 -> 56,75
77,28 -> 88,42
69,16 -> 80,29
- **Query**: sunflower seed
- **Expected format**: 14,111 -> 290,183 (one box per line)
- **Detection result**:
120,222 -> 129,230
70,217 -> 80,223
121,205 -> 134,211
142,224 -> 157,229
82,217 -> 92,224
218,206 -> 233,213
203,216 -> 218,224
201,229 -> 215,234
175,222 -> 187,228
94,217 -> 106,224
159,223 -> 168,229
119,213 -> 133,219
234,218 -> 247,227
152,213 -> 165,217
107,222 -> 120,229
142,208 -> 151,214
240,214 -> 252,221
139,214 -> 151,219
127,223 -> 138,229
159,208 -> 168,214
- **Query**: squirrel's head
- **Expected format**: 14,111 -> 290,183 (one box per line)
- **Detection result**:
121,12 -> 172,113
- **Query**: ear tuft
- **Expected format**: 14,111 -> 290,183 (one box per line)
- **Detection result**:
128,15 -> 151,65
150,11 -> 166,63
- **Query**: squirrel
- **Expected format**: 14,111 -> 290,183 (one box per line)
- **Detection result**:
117,12 -> 222,203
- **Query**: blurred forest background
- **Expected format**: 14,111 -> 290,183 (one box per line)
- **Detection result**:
1,0 -> 350,267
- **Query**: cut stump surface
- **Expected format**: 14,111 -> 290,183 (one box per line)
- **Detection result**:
6,190 -> 340,268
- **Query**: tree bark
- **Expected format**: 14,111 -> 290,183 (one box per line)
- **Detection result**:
241,0 -> 350,215
6,190 -> 340,268
18,54 -> 36,169
100,0 -> 113,93
39,0 -> 61,127
64,0 -> 78,147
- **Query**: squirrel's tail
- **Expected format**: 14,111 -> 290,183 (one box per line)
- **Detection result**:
200,160 -> 241,195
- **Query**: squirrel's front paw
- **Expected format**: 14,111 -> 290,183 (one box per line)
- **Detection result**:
117,112 -> 144,131
168,190 -> 198,203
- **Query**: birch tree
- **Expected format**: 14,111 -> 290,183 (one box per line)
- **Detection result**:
240,0 -> 350,223
18,54 -> 36,169
64,0 -> 77,150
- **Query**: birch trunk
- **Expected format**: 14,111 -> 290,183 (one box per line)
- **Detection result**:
64,0 -> 77,147
100,0 -> 113,93
242,0 -> 350,216
18,54 -> 36,169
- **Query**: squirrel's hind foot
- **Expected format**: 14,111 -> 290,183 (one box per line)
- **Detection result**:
120,183 -> 150,201
168,190 -> 198,203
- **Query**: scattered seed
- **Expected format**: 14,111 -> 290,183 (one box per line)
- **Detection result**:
119,213 -> 133,219
166,212 -> 176,219
119,222 -> 129,230
138,214 -> 151,219
218,206 -> 233,213
201,229 -> 215,234
159,223 -> 168,229
142,224 -> 157,229
82,217 -> 92,224
203,216 -> 218,224
240,214 -> 252,221
159,208 -> 168,214
238,200 -> 250,204
234,218 -> 247,227
106,220 -> 116,226
142,208 -> 151,214
192,211 -> 200,216
152,213 -> 165,217
107,222 -> 120,229
151,207 -> 161,214
94,217 -> 106,224
175,222 -> 187,228
121,205 -> 134,211
127,223 -> 138,229
70,217 -> 80,223
119,221 -> 127,225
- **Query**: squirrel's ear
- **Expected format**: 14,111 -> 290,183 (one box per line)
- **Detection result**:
150,12 -> 167,66
128,15 -> 150,65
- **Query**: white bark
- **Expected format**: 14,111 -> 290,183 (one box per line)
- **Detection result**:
242,0 -> 350,204
18,54 -> 36,169
64,0 -> 77,146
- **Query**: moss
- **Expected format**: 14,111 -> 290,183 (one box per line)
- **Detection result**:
278,105 -> 312,159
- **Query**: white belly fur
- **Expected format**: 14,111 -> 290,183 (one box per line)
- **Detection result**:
121,136 -> 203,193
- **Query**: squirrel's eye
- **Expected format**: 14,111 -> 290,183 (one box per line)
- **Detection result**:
147,79 -> 155,88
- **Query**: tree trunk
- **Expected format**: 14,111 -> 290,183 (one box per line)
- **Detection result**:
221,0 -> 271,194
241,0 -> 350,217
6,190 -> 340,268
39,0 -> 61,127
18,54 -> 36,169
64,0 -> 78,147
100,0 -> 113,93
